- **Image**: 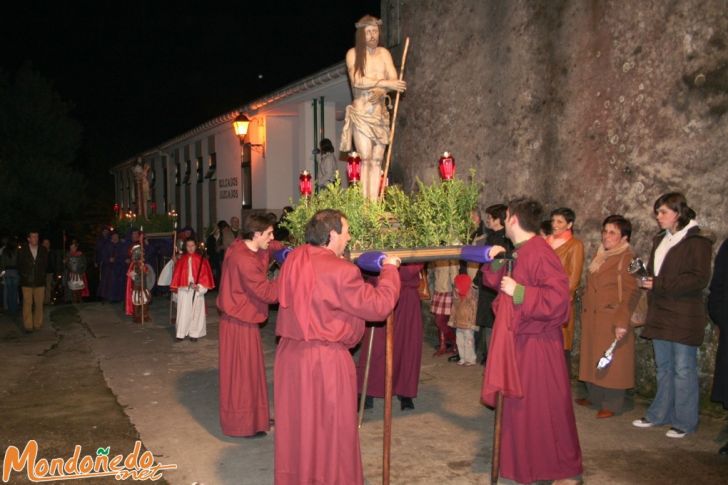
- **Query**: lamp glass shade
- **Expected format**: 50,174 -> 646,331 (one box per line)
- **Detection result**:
233,114 -> 251,137
346,152 -> 361,183
438,151 -> 456,180
299,170 -> 313,197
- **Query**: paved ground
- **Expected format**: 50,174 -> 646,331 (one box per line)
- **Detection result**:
2,298 -> 728,484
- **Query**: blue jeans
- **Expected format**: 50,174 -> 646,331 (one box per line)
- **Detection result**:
3,269 -> 19,314
646,339 -> 699,433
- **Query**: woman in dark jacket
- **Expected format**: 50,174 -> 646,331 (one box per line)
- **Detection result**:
709,237 -> 728,454
632,192 -> 713,438
474,204 -> 513,364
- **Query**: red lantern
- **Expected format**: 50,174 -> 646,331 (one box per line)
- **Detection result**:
346,152 -> 361,183
438,151 -> 456,181
113,203 -> 120,213
299,170 -> 313,197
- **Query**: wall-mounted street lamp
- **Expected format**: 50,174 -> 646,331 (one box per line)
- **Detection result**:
233,113 -> 265,156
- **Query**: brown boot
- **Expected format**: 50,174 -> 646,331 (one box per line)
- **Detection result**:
433,331 -> 447,356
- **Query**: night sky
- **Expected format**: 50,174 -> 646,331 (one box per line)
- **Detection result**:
1,1 -> 380,177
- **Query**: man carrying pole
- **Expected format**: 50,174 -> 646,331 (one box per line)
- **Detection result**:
274,209 -> 401,485
340,15 -> 406,201
481,197 -> 582,485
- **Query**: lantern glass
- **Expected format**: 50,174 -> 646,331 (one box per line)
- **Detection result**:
346,152 -> 361,183
438,151 -> 456,181
299,170 -> 313,197
233,114 -> 250,137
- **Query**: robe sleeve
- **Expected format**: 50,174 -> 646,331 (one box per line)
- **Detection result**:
518,256 -> 570,327
481,263 -> 505,291
652,237 -> 712,298
564,239 -> 585,295
169,256 -> 186,291
338,264 -> 401,322
197,257 -> 215,290
239,258 -> 278,304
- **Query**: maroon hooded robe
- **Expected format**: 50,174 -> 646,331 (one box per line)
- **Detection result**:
216,239 -> 281,437
356,263 -> 424,398
481,236 -> 582,483
274,245 -> 400,485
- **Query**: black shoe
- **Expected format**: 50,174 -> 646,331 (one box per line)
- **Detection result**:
399,396 -> 415,411
480,354 -> 487,365
357,394 -> 374,410
190,337 -> 198,342
175,337 -> 184,342
720,442 -> 728,456
243,431 -> 267,439
448,353 -> 460,362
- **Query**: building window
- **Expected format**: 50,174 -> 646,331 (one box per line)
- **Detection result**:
196,157 -> 203,183
183,160 -> 191,185
206,153 -> 217,179
175,162 -> 181,186
161,156 -> 169,213
241,144 -> 252,209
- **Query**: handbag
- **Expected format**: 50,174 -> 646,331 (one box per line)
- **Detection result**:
630,291 -> 648,326
417,268 -> 431,301
67,273 -> 85,291
617,254 -> 648,326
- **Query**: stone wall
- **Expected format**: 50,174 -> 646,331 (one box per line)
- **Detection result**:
383,0 -> 728,400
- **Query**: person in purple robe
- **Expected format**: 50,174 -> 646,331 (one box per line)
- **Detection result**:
99,232 -> 127,302
356,263 -> 424,410
95,226 -> 111,297
481,197 -> 582,485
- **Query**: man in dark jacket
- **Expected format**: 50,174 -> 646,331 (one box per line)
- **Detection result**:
18,231 -> 49,332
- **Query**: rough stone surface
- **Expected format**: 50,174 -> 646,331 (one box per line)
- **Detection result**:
384,0 -> 728,401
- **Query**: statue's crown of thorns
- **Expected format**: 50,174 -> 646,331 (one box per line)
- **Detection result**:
355,18 -> 382,29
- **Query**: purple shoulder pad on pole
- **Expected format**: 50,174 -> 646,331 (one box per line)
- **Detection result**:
356,251 -> 386,273
460,245 -> 493,263
273,247 -> 292,265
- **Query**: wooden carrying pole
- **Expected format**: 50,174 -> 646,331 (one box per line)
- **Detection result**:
491,392 -> 504,484
358,326 -> 376,428
169,225 -> 178,325
350,245 -> 463,263
378,37 -> 411,201
139,229 -> 145,326
382,312 -> 395,485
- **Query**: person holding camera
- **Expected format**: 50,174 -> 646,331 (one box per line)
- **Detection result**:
632,192 -> 713,438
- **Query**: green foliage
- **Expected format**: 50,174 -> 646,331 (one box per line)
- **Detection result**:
114,213 -> 177,236
282,171 -> 483,250
0,63 -> 84,234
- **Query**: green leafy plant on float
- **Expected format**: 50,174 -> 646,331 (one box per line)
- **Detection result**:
113,213 -> 177,236
281,170 -> 482,250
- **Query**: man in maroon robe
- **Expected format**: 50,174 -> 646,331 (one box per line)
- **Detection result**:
356,263 -> 424,410
482,197 -> 583,485
274,209 -> 401,485
217,213 -> 281,438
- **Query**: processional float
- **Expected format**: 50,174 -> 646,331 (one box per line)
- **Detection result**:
281,30 -> 511,484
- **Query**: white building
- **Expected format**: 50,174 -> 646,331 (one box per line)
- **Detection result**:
111,62 -> 353,235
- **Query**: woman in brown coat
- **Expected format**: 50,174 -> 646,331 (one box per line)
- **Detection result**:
548,208 -> 585,364
632,192 -> 713,439
577,215 -> 640,417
